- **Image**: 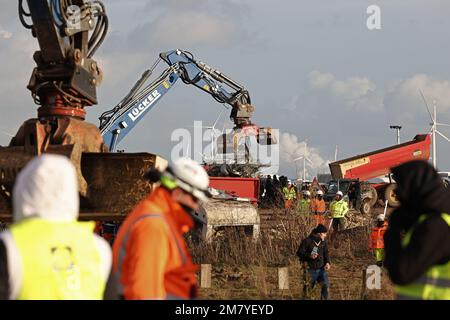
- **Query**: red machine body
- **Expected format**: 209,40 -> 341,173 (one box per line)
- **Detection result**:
329,134 -> 431,181
209,177 -> 260,204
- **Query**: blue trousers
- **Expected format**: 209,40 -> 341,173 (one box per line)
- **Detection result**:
309,268 -> 329,300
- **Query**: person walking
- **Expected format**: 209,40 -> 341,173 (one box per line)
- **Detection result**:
311,190 -> 326,225
296,224 -> 331,300
0,155 -> 115,300
384,160 -> 450,300
112,157 -> 211,300
369,214 -> 388,267
329,191 -> 348,232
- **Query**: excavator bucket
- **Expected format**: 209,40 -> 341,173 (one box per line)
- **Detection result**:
0,116 -> 168,222
0,146 -> 166,222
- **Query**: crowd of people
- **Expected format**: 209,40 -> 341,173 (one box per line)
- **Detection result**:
0,155 -> 447,300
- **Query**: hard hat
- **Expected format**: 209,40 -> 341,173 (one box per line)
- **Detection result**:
317,190 -> 323,196
304,190 -> 311,196
376,214 -> 385,221
336,191 -> 343,197
160,157 -> 211,202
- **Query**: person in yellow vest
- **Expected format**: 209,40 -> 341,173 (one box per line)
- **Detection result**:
384,160 -> 450,300
329,191 -> 348,232
282,180 -> 297,209
297,191 -> 311,215
0,155 -> 116,300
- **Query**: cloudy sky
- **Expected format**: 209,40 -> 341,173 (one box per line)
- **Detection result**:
1,0 -> 450,179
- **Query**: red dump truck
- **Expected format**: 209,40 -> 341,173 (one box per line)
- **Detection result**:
326,134 -> 431,214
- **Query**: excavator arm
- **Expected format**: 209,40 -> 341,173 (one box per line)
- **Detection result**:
99,49 -> 261,152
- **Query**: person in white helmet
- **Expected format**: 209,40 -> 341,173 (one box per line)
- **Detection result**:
112,157 -> 211,299
329,191 -> 348,232
369,214 -> 388,267
282,179 -> 297,209
311,190 -> 327,225
297,190 -> 311,215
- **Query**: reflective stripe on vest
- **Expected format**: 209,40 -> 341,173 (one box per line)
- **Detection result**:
396,213 -> 450,300
331,200 -> 347,218
115,213 -> 187,299
10,218 -> 104,300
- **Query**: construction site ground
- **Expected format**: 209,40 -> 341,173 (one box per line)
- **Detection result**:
190,206 -> 395,300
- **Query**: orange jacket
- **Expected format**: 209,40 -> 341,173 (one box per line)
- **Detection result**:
112,187 -> 198,300
310,198 -> 326,214
369,222 -> 388,249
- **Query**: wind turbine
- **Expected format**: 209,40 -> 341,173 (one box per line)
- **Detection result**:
419,91 -> 450,168
191,109 -> 225,163
334,145 -> 338,162
293,140 -> 313,181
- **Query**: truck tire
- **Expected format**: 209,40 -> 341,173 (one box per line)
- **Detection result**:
360,199 -> 372,215
368,185 -> 378,206
384,184 -> 400,208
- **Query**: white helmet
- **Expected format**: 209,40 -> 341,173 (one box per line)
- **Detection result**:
304,190 -> 311,196
376,214 -> 385,221
317,190 -> 323,196
336,191 -> 343,197
161,157 -> 211,202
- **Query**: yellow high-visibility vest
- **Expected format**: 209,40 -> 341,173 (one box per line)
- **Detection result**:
330,200 -> 348,218
396,213 -> 450,300
10,218 -> 105,300
282,187 -> 297,200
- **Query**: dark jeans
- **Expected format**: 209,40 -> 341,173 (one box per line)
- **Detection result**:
332,218 -> 345,232
308,268 -> 329,300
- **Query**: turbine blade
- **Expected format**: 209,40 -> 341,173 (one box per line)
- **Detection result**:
212,109 -> 225,129
419,90 -> 434,122
436,130 -> 450,143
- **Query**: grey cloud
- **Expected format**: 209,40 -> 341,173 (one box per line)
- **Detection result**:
308,70 -> 382,112
384,74 -> 450,125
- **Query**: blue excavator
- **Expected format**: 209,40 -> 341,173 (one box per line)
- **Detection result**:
99,49 -> 274,153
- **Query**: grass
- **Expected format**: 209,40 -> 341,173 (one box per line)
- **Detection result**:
187,208 -> 395,300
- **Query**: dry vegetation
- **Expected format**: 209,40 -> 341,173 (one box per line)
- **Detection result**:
187,208 -> 395,300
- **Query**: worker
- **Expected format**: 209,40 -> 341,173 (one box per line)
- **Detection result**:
0,155 -> 115,300
329,191 -> 348,232
384,160 -> 450,300
282,180 -> 297,209
311,190 -> 327,225
297,191 -> 311,215
296,224 -> 331,300
112,157 -> 211,299
369,214 -> 388,267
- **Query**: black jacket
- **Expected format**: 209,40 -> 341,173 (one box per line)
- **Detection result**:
384,161 -> 450,285
296,234 -> 330,269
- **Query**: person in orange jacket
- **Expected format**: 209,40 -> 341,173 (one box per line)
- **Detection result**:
369,214 -> 388,267
310,190 -> 327,225
112,158 -> 211,300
